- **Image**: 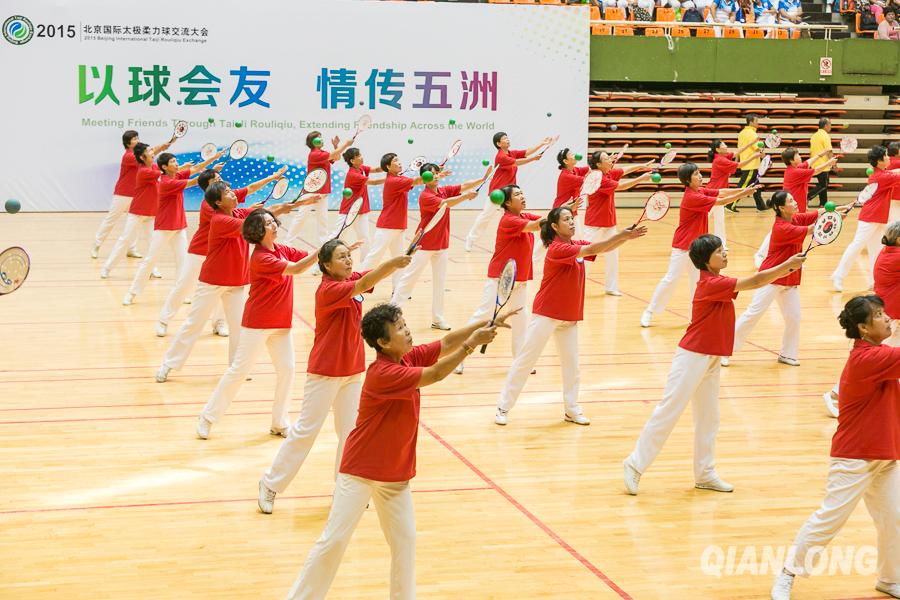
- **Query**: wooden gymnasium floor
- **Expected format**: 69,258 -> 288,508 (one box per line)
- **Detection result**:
0,207 -> 887,600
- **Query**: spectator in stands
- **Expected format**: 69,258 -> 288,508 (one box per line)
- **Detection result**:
808,118 -> 834,208
713,0 -> 740,34
778,0 -> 805,34
754,0 -> 779,33
877,8 -> 900,37
682,0 -> 716,22
622,0 -> 654,22
858,0 -> 880,30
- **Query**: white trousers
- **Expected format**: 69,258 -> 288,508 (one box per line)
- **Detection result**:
103,213 -> 154,274
733,284 -> 801,360
832,220 -> 886,287
583,225 -> 620,293
128,229 -> 187,296
465,197 -> 502,249
360,228 -> 406,290
464,279 -> 528,357
710,205 -> 726,248
262,374 -> 362,492
755,231 -> 772,267
158,253 -> 225,326
390,249 -> 448,324
200,327 -> 295,431
93,194 -> 140,252
286,196 -> 330,246
288,473 -> 415,600
784,458 -> 899,583
162,282 -> 247,370
330,213 -> 370,260
646,248 -> 700,318
532,241 -> 548,275
497,315 -> 581,415
626,348 -> 721,483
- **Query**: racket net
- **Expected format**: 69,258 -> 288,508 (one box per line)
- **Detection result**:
810,212 -> 843,248
303,168 -> 328,193
658,149 -> 677,166
580,171 -> 603,196
173,120 -> 188,138
840,137 -> 858,153
758,155 -> 772,176
497,259 -> 517,306
0,247 -> 30,295
271,178 -> 289,200
613,144 -> 629,163
229,140 -> 249,160
765,133 -> 781,149
644,191 -> 670,220
200,143 -> 217,161
405,156 -> 426,173
857,182 -> 878,205
356,114 -> 372,133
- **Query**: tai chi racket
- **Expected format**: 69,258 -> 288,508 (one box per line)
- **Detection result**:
475,164 -> 497,193
405,204 -> 448,255
172,120 -> 188,140
0,246 -> 30,295
288,167 -> 329,203
802,211 -> 843,255
629,191 -> 670,229
221,139 -> 249,164
579,171 -> 603,197
351,114 -> 372,142
401,156 -> 426,175
840,137 -> 858,153
765,133 -> 781,149
440,139 -> 463,167
757,154 -> 772,177
538,135 -> 560,157
654,149 -> 677,169
262,177 -> 290,204
334,197 -> 364,239
612,144 -> 630,165
480,258 -> 517,354
845,182 -> 878,215
200,143 -> 218,161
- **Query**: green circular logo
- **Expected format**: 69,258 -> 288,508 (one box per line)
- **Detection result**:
3,15 -> 33,45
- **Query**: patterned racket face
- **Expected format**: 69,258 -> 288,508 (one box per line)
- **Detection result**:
200,143 -> 217,161
355,114 -> 372,133
229,140 -> 249,160
644,191 -> 670,221
840,137 -> 858,153
0,246 -> 30,295
271,178 -> 289,200
303,168 -> 329,193
497,259 -> 517,305
812,212 -> 843,246
659,149 -> 677,166
613,144 -> 629,163
345,197 -> 363,224
758,154 -> 772,176
173,120 -> 188,138
404,156 -> 426,173
765,133 -> 781,149
580,171 -> 603,196
857,182 -> 878,205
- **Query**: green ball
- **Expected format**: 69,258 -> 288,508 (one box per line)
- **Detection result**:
235,121 -> 242,128
546,112 -> 552,117
449,118 -> 456,125
574,153 -> 583,161
489,189 -> 505,205
756,141 -> 764,148
343,187 -> 353,198
208,117 -> 215,124
772,129 -> 778,134
867,167 -> 874,176
5,199 -> 21,214
664,142 -> 672,149
482,159 -> 490,166
824,201 -> 836,212
407,138 -> 414,144
266,155 -> 275,162
312,137 -> 323,147
421,170 -> 434,183
651,173 -> 662,184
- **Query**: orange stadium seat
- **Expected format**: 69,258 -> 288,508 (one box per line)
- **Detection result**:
645,27 -> 665,36
745,28 -> 765,38
590,5 -> 601,19
656,7 -> 676,21
695,27 -> 715,37
605,7 -> 626,20
671,26 -> 691,36
591,23 -> 612,35
723,27 -> 742,38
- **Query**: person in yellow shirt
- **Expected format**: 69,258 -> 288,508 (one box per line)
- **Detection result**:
729,113 -> 765,212
808,117 -> 834,208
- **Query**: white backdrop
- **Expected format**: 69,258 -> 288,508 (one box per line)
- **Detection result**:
0,0 -> 588,212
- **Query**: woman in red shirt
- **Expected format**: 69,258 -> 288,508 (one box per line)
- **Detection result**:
123,150 -> 224,306
91,129 -> 174,260
625,235 -> 805,496
771,295 -> 900,600
196,208 -> 320,439
641,163 -> 761,328
258,241 -> 413,513
156,183 -> 296,383
824,221 -> 900,418
730,191 -> 852,367
532,148 -> 592,269
584,150 -> 654,296
495,206 -> 647,426
707,138 -> 762,248
336,147 -> 385,260
284,130 -> 353,249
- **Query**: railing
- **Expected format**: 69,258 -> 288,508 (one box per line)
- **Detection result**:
591,19 -> 849,40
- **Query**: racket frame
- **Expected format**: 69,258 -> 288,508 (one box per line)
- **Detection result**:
0,246 -> 31,295
480,258 -> 517,353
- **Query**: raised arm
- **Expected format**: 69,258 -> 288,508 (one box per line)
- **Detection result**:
353,255 -> 413,295
328,136 -> 353,162
442,190 -> 479,209
189,150 -> 226,175
579,225 -> 647,258
366,176 -> 387,187
459,165 -> 494,192
737,151 -> 763,169
736,138 -> 760,156
623,160 -> 655,176
525,137 -> 552,156
247,166 -> 289,195
283,251 -> 321,275
734,254 -> 807,291
813,156 -> 838,176
616,172 -> 653,190
715,185 -> 761,204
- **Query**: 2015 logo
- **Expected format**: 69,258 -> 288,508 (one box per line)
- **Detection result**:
3,15 -> 33,45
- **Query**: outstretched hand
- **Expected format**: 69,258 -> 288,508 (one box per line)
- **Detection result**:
493,307 -> 522,329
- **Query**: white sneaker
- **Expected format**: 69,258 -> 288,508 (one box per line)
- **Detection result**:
564,411 -> 590,426
122,292 -> 135,306
258,479 -> 276,514
182,297 -> 192,304
875,581 -> 900,599
431,320 -> 451,331
831,277 -> 843,293
99,268 -> 110,279
127,249 -> 143,259
213,320 -> 229,337
640,310 -> 652,328
823,391 -> 839,418
150,268 -> 162,279
269,426 -> 288,437
454,362 -> 464,375
494,409 -> 508,426
777,355 -> 800,367
770,569 -> 795,600
196,416 -> 212,440
695,475 -> 734,493
464,238 -> 473,252
155,365 -> 170,383
155,322 -> 167,337
605,289 -> 622,297
720,357 -> 730,367
623,461 -> 641,495
90,244 -> 100,259
754,254 -> 764,269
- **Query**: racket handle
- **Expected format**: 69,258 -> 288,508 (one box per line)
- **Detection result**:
479,343 -> 488,354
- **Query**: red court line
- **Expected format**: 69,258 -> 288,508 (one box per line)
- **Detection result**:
0,485 -> 492,515
420,421 -> 632,599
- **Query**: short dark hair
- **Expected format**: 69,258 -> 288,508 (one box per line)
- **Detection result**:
419,162 -> 440,177
540,206 -> 570,247
868,145 -> 887,168
242,208 -> 279,244
677,162 -> 698,186
707,139 -> 724,162
343,147 -> 361,167
689,234 -> 723,271
361,303 -> 403,352
133,142 -> 151,165
745,113 -> 759,125
556,148 -> 570,170
122,130 -> 139,149
197,169 -> 218,191
838,295 -> 884,339
766,190 -> 790,217
205,181 -> 228,210
492,131 -> 507,149
818,117 -> 830,129
156,152 -> 176,172
886,8 -> 896,16
305,131 -> 322,150
887,141 -> 900,157
499,185 -> 520,211
317,238 -> 348,276
380,152 -> 397,172
587,150 -> 604,170
781,147 -> 799,167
